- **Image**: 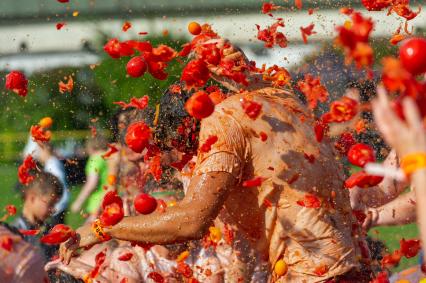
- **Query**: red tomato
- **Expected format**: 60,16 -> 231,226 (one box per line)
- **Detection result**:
185,91 -> 215,119
399,37 -> 426,75
347,143 -> 376,167
400,238 -> 421,258
126,56 -> 147,78
134,193 -> 157,215
100,202 -> 124,226
125,121 -> 151,153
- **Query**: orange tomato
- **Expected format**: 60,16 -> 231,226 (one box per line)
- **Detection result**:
274,259 -> 288,276
39,117 -> 53,128
188,22 -> 201,35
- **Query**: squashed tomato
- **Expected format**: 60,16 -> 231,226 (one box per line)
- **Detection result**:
347,143 -> 376,167
40,224 -> 75,245
125,121 -> 151,153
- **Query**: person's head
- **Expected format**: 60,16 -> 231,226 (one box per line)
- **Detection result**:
150,84 -> 200,155
86,134 -> 108,155
22,172 -> 62,223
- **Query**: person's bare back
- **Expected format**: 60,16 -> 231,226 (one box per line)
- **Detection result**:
194,87 -> 362,282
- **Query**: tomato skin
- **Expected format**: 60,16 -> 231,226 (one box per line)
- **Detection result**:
188,22 -> 201,35
125,121 -> 151,153
399,37 -> 426,75
126,56 -> 147,78
134,193 -> 157,215
185,91 -> 215,119
347,143 -> 376,167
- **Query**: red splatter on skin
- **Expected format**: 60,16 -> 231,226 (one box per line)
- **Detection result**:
134,193 -> 157,215
114,96 -> 149,110
18,229 -> 40,236
125,121 -> 151,153
88,249 -> 107,279
18,155 -> 37,185
344,171 -> 384,189
296,194 -> 321,208
102,144 -> 119,159
256,19 -> 288,48
100,191 -> 124,226
1,236 -> 13,252
56,22 -> 66,30
118,252 -> 134,261
314,119 -> 329,143
241,97 -> 262,120
297,74 -> 329,110
5,71 -> 28,97
223,224 -> 234,245
259,131 -> 268,142
40,224 -> 75,245
300,23 -> 316,44
303,153 -> 315,163
122,21 -> 132,32
313,264 -> 328,276
347,143 -> 376,167
147,272 -> 165,283
170,153 -> 194,171
263,199 -> 273,209
199,135 -> 218,153
242,176 -> 264,187
58,76 -> 73,94
185,90 -> 215,119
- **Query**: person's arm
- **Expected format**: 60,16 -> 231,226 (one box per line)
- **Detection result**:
350,150 -> 409,209
372,86 -> 426,255
71,174 -> 99,213
364,190 -> 417,228
60,171 -> 236,263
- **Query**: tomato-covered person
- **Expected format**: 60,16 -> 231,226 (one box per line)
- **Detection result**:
60,42 -> 368,282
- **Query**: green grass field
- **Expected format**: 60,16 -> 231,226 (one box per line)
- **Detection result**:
0,162 -> 419,272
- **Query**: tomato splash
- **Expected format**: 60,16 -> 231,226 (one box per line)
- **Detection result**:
296,194 -> 321,208
297,74 -> 329,110
40,224 -> 76,245
5,71 -> 28,97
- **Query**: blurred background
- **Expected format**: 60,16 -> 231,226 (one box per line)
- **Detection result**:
0,0 -> 425,272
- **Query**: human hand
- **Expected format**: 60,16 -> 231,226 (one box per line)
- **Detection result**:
59,224 -> 100,264
361,208 -> 380,231
372,86 -> 426,157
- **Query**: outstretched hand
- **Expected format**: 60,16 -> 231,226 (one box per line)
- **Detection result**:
372,86 -> 426,158
59,224 -> 100,264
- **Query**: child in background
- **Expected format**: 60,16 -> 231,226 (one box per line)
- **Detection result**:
12,171 -> 63,262
71,135 -> 109,217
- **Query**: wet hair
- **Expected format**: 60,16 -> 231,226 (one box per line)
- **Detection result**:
23,171 -> 63,200
151,84 -> 200,154
119,108 -> 155,145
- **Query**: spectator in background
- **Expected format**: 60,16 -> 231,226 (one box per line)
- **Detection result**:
21,138 -> 69,225
71,135 -> 109,218
0,222 -> 47,283
37,143 -> 69,225
12,171 -> 63,262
